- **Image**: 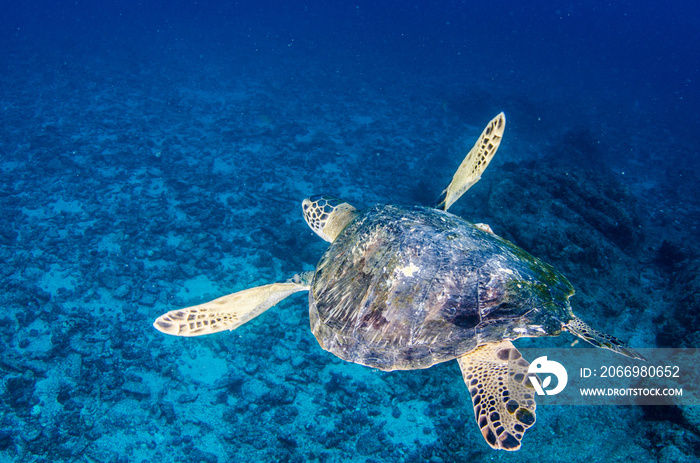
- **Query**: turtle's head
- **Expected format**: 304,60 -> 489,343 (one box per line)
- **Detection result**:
302,195 -> 359,243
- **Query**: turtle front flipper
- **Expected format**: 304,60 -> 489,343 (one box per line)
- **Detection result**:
457,341 -> 536,451
434,112 -> 506,211
153,272 -> 312,336
565,316 -> 646,360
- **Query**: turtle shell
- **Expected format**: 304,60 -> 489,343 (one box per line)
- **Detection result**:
309,204 -> 575,371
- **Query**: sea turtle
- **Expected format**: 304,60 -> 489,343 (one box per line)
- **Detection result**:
153,113 -> 643,451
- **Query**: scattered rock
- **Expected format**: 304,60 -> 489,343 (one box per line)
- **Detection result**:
272,344 -> 290,363
140,291 -> 157,306
266,384 -> 296,405
177,392 -> 198,404
0,430 -> 13,451
121,381 -> 150,398
355,430 -> 383,456
243,362 -> 259,375
681,405 -> 700,435
654,240 -> 688,270
99,272 -> 122,290
290,355 -> 306,368
214,376 -> 243,394
113,284 -> 130,299
5,374 -> 36,410
659,444 -> 696,463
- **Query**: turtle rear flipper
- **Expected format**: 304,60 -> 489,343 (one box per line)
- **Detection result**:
434,112 -> 505,211
565,316 -> 646,360
457,341 -> 536,451
153,273 -> 311,336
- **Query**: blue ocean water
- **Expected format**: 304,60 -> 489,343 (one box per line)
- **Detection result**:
1,1 -> 699,462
